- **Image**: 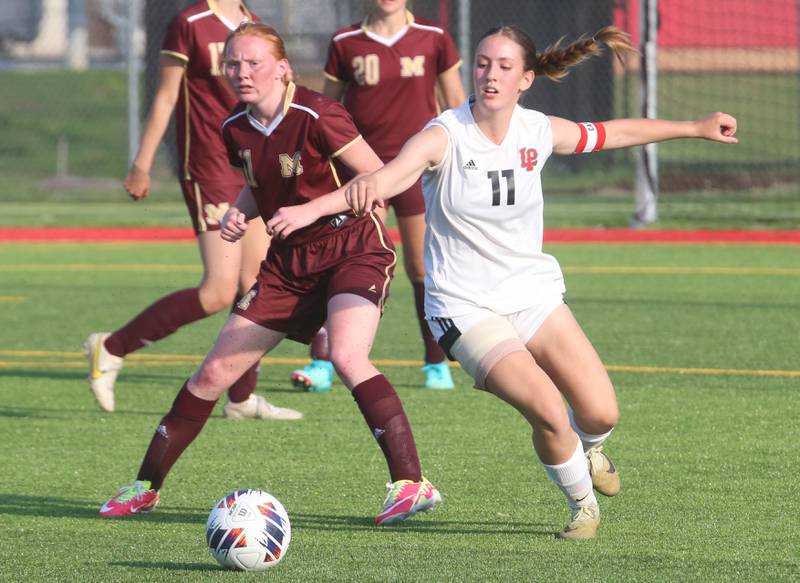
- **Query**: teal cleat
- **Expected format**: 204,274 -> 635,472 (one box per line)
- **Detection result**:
290,359 -> 334,392
422,361 -> 454,390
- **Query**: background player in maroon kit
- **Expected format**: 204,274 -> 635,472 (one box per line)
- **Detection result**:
83,0 -> 300,421
99,22 -> 442,526
290,0 -> 466,392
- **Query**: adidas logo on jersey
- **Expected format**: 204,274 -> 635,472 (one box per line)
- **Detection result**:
463,159 -> 478,171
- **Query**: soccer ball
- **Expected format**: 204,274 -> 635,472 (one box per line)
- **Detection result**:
206,489 -> 291,571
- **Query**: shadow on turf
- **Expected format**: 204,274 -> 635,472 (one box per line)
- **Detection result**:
110,561 -> 219,572
0,493 -> 207,523
0,369 -> 83,381
0,495 -> 554,536
291,512 -> 555,537
0,406 -> 165,419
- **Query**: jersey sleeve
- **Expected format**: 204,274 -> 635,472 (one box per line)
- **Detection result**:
437,28 -> 462,74
222,125 -> 242,168
323,37 -> 349,83
313,101 -> 362,158
160,14 -> 190,62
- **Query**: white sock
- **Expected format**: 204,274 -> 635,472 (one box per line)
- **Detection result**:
542,440 -> 597,510
569,408 -> 613,452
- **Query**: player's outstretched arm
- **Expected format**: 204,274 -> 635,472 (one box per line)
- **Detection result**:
123,56 -> 185,200
346,126 -> 449,216
549,112 -> 738,156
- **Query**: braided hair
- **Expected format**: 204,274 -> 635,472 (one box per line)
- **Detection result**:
478,25 -> 635,80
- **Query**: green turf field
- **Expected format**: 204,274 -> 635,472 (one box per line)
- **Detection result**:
1,242 -> 798,581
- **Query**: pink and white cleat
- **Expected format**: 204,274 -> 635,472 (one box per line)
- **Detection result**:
375,477 -> 442,526
99,480 -> 160,517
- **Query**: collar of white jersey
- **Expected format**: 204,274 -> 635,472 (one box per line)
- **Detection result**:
464,95 -> 526,147
245,82 -> 297,136
361,10 -> 414,46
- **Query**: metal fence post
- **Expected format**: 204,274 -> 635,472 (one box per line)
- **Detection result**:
127,0 -> 142,167
634,0 -> 659,225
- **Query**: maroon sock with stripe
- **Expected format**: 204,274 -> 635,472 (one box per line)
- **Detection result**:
412,281 -> 445,364
104,288 -> 207,357
137,382 -> 217,490
352,374 -> 422,482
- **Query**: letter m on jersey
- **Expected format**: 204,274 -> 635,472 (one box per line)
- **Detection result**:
400,56 -> 425,77
519,148 -> 538,172
279,152 -> 304,178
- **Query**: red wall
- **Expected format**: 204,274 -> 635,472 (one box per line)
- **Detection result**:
615,0 -> 798,47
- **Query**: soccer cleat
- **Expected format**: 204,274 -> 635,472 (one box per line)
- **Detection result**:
84,332 -> 123,412
99,480 -> 160,517
586,445 -> 620,497
223,394 -> 303,421
558,503 -> 600,541
421,361 -> 455,390
290,359 -> 334,393
374,477 -> 442,526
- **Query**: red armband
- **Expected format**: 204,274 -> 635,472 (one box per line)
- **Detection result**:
574,122 -> 606,153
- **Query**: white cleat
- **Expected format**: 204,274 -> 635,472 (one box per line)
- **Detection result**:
223,394 -> 303,421
84,332 -> 123,412
558,503 -> 600,541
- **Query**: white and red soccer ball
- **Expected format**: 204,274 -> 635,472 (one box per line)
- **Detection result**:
206,489 -> 291,571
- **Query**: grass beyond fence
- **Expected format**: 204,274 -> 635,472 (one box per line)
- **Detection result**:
1,70 -> 799,229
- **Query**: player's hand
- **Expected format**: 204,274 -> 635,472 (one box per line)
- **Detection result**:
345,174 -> 384,216
696,112 -> 738,144
123,164 -> 151,200
220,207 -> 249,242
266,205 -> 317,240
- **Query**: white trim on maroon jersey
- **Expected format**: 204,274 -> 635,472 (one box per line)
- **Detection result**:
364,27 -> 409,47
222,109 -> 247,128
410,23 -> 445,35
289,103 -> 320,120
332,29 -> 364,43
187,10 -> 213,23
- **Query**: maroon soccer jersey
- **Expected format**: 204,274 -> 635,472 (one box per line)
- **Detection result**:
222,83 -> 363,245
161,1 -> 254,185
324,12 -> 462,158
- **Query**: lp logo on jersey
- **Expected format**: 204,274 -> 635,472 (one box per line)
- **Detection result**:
279,152 -> 304,177
519,148 -> 538,171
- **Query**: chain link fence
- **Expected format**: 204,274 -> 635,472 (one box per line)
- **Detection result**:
0,1 -> 797,227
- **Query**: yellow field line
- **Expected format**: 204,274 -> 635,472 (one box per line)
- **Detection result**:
606,365 -> 800,378
0,351 -> 798,378
0,264 -> 799,275
0,296 -> 27,303
564,266 -> 800,275
0,264 -> 201,272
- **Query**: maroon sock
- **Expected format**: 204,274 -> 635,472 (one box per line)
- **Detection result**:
352,375 -> 421,482
137,382 -> 217,490
412,281 -> 445,364
309,329 -> 329,361
227,362 -> 259,403
105,288 -> 207,357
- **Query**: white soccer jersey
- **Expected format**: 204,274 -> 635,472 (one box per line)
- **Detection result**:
421,100 -> 566,319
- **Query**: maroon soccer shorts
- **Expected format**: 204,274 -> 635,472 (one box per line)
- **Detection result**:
386,177 -> 426,217
180,178 -> 244,234
233,214 -> 396,343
